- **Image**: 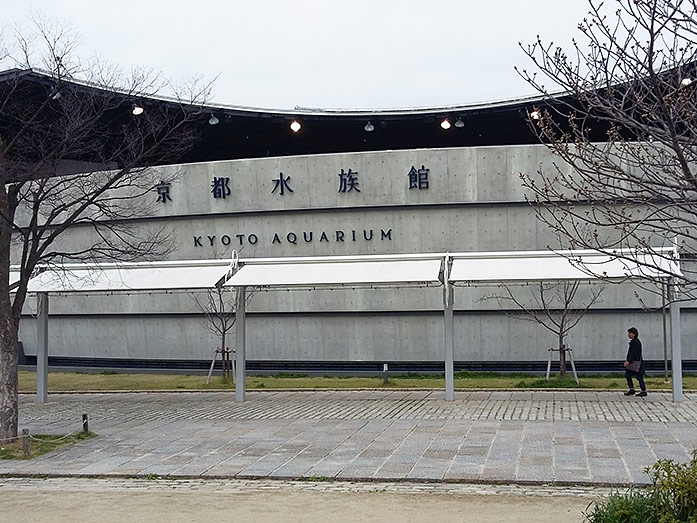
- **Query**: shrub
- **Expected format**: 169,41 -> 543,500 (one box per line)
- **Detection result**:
585,450 -> 697,522
645,449 -> 697,522
584,489 -> 658,522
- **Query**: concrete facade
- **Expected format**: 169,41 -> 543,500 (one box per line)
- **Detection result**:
18,144 -> 696,367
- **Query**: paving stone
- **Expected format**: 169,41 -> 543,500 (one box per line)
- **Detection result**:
445,465 -> 483,480
422,449 -> 456,459
75,456 -> 136,475
335,467 -> 378,480
375,461 -> 413,475
554,468 -> 592,483
3,390 -> 694,487
480,467 -> 518,481
519,455 -> 553,466
358,447 -> 393,458
450,454 -> 486,466
407,464 -> 448,480
516,465 -> 553,482
587,448 -> 621,458
203,459 -> 259,476
457,446 -> 488,456
304,460 -> 353,478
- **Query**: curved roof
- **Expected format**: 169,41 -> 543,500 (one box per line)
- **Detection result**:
0,68 -> 601,165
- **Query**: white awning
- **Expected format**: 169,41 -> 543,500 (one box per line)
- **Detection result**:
26,260 -> 233,293
448,248 -> 680,284
20,248 -> 679,293
224,255 -> 443,288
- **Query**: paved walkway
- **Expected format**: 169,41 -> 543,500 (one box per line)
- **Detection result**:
3,390 -> 697,486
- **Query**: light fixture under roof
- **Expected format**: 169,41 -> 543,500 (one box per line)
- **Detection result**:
364,121 -> 375,132
440,118 -> 451,130
681,77 -> 693,86
132,104 -> 144,116
454,117 -> 464,128
529,109 -> 541,120
290,120 -> 302,133
209,114 -> 219,125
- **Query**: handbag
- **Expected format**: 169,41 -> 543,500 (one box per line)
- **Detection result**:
626,360 -> 641,373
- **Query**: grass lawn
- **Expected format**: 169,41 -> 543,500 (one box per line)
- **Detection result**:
0,431 -> 96,460
17,370 -> 697,392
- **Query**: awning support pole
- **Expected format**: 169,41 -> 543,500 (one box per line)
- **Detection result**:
669,279 -> 683,402
235,286 -> 246,402
36,292 -> 49,404
443,258 -> 454,401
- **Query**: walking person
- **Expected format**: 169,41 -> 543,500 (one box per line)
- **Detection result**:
624,327 -> 647,397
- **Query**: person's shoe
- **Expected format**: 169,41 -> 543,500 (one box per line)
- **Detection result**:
636,391 -> 647,397
624,390 -> 636,396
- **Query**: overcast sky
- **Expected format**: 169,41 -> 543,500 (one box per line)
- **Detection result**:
3,1 -> 590,110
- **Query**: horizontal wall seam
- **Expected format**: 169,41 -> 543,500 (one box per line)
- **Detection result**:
27,199 -> 536,229
19,307 -> 697,319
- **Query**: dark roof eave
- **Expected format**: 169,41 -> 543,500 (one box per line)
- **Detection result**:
0,67 -> 568,120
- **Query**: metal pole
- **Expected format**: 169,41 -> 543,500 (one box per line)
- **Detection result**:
662,282 -> 669,383
669,280 -> 683,402
36,292 -> 49,404
443,257 -> 454,402
235,286 -> 246,402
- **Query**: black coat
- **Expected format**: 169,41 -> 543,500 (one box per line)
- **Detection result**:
626,337 -> 644,374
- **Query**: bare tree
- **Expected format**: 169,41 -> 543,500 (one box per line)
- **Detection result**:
193,285 -> 254,382
481,281 -> 604,377
516,0 -> 697,291
0,18 -> 212,438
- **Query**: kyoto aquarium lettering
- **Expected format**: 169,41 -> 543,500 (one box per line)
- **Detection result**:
337,168 -> 360,193
211,177 -> 231,199
194,228 -> 392,248
155,180 -> 172,203
160,163 -> 428,248
155,163 -> 432,203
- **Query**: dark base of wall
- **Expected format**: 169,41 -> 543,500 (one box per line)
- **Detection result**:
19,356 -> 697,375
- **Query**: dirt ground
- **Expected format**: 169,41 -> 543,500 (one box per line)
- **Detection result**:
0,487 -> 592,522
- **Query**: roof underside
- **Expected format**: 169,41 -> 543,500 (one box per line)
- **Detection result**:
0,68 -> 610,166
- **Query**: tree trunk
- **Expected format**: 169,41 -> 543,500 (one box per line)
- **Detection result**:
220,330 -> 228,378
0,178 -> 19,439
0,314 -> 19,439
559,338 -> 567,378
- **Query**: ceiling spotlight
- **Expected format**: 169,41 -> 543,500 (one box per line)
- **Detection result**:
132,104 -> 144,116
290,120 -> 302,133
440,118 -> 451,130
208,114 -> 219,125
681,78 -> 693,87
529,110 -> 541,120
364,121 -> 375,132
454,117 -> 464,128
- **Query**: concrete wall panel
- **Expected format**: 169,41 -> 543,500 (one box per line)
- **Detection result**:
17,145 -> 692,366
19,310 -> 696,362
